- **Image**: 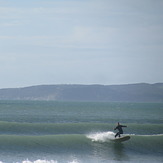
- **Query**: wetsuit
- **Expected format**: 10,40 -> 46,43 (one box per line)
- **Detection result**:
114,124 -> 127,138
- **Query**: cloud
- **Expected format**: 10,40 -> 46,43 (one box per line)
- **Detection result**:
61,26 -> 118,49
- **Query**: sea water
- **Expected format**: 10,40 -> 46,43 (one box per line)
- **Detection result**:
0,101 -> 162,163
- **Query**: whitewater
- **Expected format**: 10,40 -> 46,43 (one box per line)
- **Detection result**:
0,101 -> 162,163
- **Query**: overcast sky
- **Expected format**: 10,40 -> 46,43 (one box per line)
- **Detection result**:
0,0 -> 163,88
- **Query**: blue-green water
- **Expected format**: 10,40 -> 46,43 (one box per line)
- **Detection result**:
0,101 -> 162,163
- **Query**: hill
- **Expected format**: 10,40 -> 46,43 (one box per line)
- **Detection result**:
0,83 -> 163,102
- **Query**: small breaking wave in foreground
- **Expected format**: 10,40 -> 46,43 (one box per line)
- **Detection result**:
0,160 -> 79,163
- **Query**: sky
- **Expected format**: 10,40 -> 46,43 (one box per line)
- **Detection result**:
0,0 -> 163,88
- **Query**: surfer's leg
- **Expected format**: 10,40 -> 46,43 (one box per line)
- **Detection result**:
115,132 -> 120,138
115,132 -> 118,138
119,131 -> 123,137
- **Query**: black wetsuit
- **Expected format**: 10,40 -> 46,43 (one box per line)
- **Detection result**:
114,125 -> 127,138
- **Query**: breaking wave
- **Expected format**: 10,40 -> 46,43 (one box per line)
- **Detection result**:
0,160 -> 79,163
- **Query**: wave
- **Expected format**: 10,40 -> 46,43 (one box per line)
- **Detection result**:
0,132 -> 162,163
0,134 -> 92,154
0,121 -> 111,135
87,131 -> 163,142
86,131 -> 163,157
23,160 -> 79,163
0,121 -> 163,135
0,160 -> 79,163
0,132 -> 162,149
23,160 -> 58,163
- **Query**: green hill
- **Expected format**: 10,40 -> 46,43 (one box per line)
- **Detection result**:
0,83 -> 163,102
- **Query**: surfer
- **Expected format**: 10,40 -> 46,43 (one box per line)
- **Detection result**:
114,122 -> 127,138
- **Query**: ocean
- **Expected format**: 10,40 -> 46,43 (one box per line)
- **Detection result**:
0,101 -> 162,163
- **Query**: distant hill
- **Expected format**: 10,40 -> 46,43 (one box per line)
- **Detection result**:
0,83 -> 163,102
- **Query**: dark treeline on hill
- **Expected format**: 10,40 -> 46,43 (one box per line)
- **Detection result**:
0,83 -> 163,102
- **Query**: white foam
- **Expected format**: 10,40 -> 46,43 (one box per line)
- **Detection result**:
21,160 -> 79,163
14,160 -> 79,163
22,160 -> 58,163
87,131 -> 115,142
68,161 -> 79,163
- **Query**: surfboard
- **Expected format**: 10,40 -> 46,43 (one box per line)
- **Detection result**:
112,136 -> 130,142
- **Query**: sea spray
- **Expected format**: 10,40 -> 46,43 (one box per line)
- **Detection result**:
87,131 -> 115,142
